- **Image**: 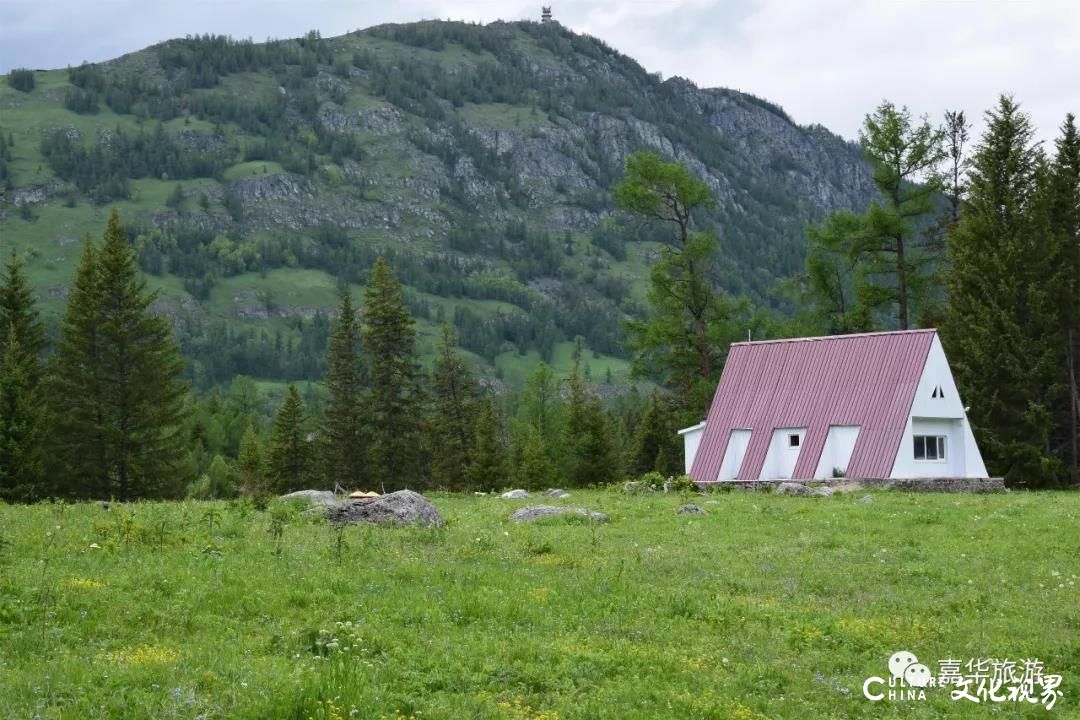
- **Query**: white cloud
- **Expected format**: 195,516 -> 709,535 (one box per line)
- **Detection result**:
1,0 -> 1076,144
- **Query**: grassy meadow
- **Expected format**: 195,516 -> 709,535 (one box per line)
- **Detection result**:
0,489 -> 1077,719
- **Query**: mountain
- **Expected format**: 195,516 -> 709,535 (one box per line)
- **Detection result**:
0,20 -> 875,390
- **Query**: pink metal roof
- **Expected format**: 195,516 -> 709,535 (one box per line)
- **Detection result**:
689,329 -> 936,482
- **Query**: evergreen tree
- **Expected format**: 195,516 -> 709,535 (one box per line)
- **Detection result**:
627,392 -> 683,477
0,326 -> 44,501
48,235 -> 107,498
237,423 -> 265,496
512,362 -> 566,478
517,426 -> 555,490
321,285 -> 365,490
429,324 -> 479,490
942,96 -> 1062,487
563,363 -> 619,487
613,152 -> 739,414
804,211 -> 875,334
858,101 -> 946,328
361,258 -> 423,490
0,249 -> 47,381
1048,114 -> 1080,477
49,210 -> 188,499
268,385 -> 311,493
467,395 -> 509,490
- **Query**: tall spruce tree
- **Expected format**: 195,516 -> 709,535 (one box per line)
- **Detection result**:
429,324 -> 479,490
268,385 -> 311,493
361,257 -> 423,490
1048,114 -> 1080,476
942,96 -> 1062,487
50,211 -> 188,499
48,235 -> 107,498
0,249 -> 47,381
0,326 -> 44,501
468,396 -> 509,490
564,362 -> 619,487
321,285 -> 365,490
237,423 -> 265,496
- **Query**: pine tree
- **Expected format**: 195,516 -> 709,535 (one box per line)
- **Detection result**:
49,210 -> 188,499
564,362 -> 619,487
237,423 -> 265,496
513,362 -> 566,476
613,152 -> 739,414
858,101 -> 946,329
1048,114 -> 1080,477
467,396 -> 509,490
268,385 -> 311,493
361,257 -> 423,490
321,285 -> 365,490
429,324 -> 478,490
517,426 -> 555,490
48,234 -> 108,498
627,392 -> 683,477
0,249 -> 47,383
942,96 -> 1062,487
0,326 -> 44,502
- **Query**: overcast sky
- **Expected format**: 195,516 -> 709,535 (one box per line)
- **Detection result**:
2,0 -> 1077,145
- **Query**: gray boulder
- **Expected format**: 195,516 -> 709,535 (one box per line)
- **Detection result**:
326,490 -> 444,527
544,489 -> 570,498
859,494 -> 875,504
774,482 -> 810,496
809,487 -> 835,497
676,503 -> 707,515
510,505 -> 609,523
280,490 -> 337,505
501,489 -> 530,499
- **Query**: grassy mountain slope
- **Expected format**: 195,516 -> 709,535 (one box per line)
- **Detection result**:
0,20 -> 875,390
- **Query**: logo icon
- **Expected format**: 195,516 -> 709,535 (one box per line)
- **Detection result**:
864,650 -> 933,701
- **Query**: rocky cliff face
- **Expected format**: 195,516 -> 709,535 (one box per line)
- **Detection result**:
0,20 -> 877,380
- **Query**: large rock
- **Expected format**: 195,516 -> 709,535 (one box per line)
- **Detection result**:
774,482 -> 810,496
326,490 -> 445,527
676,503 -> 707,515
510,505 -> 608,523
544,489 -> 570,498
808,486 -> 835,497
501,489 -> 530,499
280,490 -> 337,505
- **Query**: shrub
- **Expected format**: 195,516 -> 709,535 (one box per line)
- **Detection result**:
6,68 -> 35,92
667,474 -> 698,494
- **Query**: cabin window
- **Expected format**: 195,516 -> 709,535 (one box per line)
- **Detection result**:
931,385 -> 945,399
914,435 -> 946,461
788,434 -> 800,448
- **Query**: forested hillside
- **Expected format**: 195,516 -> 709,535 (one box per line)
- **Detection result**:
0,20 -> 875,390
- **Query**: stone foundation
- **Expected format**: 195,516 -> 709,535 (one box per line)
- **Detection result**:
698,477 -> 1005,493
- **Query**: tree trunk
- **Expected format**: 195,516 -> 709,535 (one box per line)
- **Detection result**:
896,232 -> 908,329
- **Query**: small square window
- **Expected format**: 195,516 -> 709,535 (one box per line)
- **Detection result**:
788,434 -> 800,448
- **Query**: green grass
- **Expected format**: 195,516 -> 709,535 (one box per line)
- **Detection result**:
0,490 -> 1075,719
223,161 -> 286,181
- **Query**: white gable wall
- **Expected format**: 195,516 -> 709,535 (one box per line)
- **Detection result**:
678,422 -> 706,475
889,334 -> 989,478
